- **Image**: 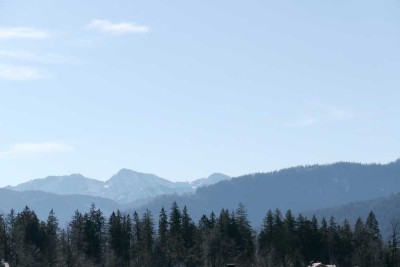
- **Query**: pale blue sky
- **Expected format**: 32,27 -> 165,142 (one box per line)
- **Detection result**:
1,0 -> 399,186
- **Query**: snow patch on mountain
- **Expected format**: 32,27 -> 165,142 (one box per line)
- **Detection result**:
6,169 -> 231,205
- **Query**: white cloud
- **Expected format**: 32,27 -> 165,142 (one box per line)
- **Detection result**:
87,19 -> 150,35
0,142 -> 73,160
284,115 -> 318,128
0,50 -> 76,64
0,27 -> 48,39
324,105 -> 357,121
0,64 -> 48,81
283,103 -> 358,128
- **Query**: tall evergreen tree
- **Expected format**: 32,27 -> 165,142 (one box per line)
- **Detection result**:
296,214 -> 318,265
258,210 -> 274,267
235,203 -> 255,266
353,217 -> 368,267
43,209 -> 59,267
68,210 -> 86,265
5,209 -> 17,264
108,210 -> 131,266
181,206 -> 202,266
366,211 -> 383,266
319,217 -> 329,264
336,219 -> 353,267
13,206 -> 44,266
137,209 -> 155,266
327,216 -> 339,264
131,211 -> 141,264
272,208 -> 289,266
154,207 -> 168,267
83,204 -> 106,265
283,210 -> 297,265
168,201 -> 183,266
0,215 -> 6,262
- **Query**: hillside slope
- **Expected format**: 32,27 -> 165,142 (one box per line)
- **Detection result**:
0,188 -> 120,225
137,161 -> 400,225
303,192 -> 400,239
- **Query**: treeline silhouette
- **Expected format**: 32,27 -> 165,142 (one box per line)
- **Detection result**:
0,202 -> 398,267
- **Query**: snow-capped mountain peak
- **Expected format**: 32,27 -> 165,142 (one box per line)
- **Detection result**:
6,169 -> 230,205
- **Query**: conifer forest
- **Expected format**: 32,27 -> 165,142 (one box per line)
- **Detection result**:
0,202 -> 398,267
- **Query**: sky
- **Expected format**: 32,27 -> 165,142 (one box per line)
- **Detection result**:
1,0 -> 400,186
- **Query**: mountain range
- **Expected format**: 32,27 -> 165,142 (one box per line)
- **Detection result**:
6,169 -> 231,204
2,160 -> 400,237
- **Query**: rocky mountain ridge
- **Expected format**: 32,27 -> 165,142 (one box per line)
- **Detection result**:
6,169 -> 231,204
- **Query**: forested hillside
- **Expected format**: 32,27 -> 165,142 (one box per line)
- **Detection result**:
0,188 -> 120,224
305,192 -> 400,239
0,203 -> 398,267
138,161 -> 400,225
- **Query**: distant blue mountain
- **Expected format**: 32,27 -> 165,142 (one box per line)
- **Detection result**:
3,160 -> 400,228
0,188 -> 120,225
6,169 -> 231,204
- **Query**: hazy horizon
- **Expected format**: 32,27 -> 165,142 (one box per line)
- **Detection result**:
2,158 -> 399,187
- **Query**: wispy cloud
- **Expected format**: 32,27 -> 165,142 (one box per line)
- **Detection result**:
0,50 -> 77,64
324,105 -> 357,121
87,19 -> 150,35
0,142 -> 73,160
0,27 -> 49,39
283,115 -> 318,128
284,103 -> 358,128
0,64 -> 49,81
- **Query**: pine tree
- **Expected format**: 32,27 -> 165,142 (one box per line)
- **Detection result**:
154,207 -> 168,267
296,214 -> 317,265
168,201 -> 183,266
58,228 -> 76,267
366,211 -> 383,266
258,210 -> 274,266
158,207 -> 168,248
217,209 -> 236,265
43,209 -> 59,266
68,210 -> 86,264
283,210 -> 297,265
83,204 -> 106,264
389,219 -> 400,267
327,216 -> 339,264
336,219 -> 353,267
181,206 -> 202,266
309,214 -> 321,261
131,211 -> 141,264
272,208 -> 289,266
6,209 -> 17,266
108,210 -> 131,266
138,209 -> 154,266
234,203 -> 255,266
198,214 -> 210,231
0,215 -> 6,262
319,217 -> 329,264
199,212 -> 219,267
353,217 -> 368,267
121,213 -> 132,263
14,206 -> 44,266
